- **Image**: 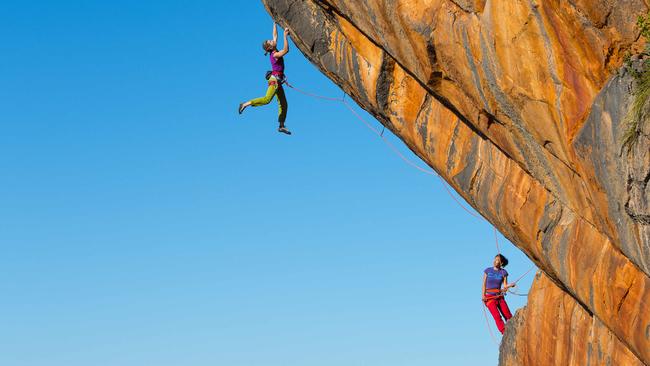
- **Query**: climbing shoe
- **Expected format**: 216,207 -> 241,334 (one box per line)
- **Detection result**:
278,127 -> 292,135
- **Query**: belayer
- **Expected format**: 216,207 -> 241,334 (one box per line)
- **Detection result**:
238,22 -> 292,135
482,254 -> 516,334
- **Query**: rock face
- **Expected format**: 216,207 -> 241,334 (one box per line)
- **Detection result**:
500,272 -> 646,366
262,0 -> 650,364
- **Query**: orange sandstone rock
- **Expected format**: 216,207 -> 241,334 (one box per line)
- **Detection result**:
262,0 -> 650,364
500,272 -> 645,366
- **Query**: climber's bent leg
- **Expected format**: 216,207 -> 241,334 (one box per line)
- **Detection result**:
249,78 -> 279,107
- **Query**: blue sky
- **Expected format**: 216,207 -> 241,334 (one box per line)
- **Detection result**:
0,1 -> 534,365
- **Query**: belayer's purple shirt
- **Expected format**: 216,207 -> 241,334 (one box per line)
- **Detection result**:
484,267 -> 508,290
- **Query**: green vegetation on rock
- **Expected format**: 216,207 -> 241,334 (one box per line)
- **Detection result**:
623,12 -> 650,153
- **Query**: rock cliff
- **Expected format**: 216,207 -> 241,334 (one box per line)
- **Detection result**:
261,0 -> 650,364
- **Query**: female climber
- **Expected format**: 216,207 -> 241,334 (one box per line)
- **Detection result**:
482,254 -> 516,334
238,22 -> 292,135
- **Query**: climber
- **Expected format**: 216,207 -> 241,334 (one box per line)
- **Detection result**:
238,22 -> 292,135
482,254 -> 516,334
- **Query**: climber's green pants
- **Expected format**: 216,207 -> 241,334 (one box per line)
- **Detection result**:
249,76 -> 288,124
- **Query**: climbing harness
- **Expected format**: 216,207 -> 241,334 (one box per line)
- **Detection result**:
284,80 -> 343,101
484,288 -> 505,300
282,79 -> 536,345
266,71 -> 287,85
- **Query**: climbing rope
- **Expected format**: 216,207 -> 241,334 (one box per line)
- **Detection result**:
507,289 -> 529,296
510,265 -> 536,285
493,227 -> 536,294
482,304 -> 501,346
284,80 -> 537,344
285,79 -> 537,256
284,81 -> 344,102
494,227 -> 501,254
285,80 -> 539,260
286,80 -> 484,220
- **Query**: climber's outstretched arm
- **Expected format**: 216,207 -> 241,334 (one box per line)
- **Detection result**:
273,28 -> 290,58
272,22 -> 278,44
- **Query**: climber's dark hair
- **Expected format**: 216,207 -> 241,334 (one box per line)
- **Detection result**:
495,254 -> 509,267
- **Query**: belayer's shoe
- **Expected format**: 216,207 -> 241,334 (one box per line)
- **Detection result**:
238,103 -> 246,114
278,127 -> 292,135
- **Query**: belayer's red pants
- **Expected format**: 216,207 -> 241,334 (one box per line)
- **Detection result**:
485,297 -> 512,334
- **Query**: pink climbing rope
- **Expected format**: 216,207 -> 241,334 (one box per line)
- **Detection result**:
482,303 -> 501,346
343,99 -> 487,220
284,81 -> 537,258
510,265 -> 536,285
284,81 -> 344,102
286,80 -> 485,220
494,227 -> 501,254
284,80 -> 537,344
507,289 -> 529,297
342,101 -> 435,174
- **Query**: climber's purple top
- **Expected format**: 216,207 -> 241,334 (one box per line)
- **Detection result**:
270,52 -> 284,75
